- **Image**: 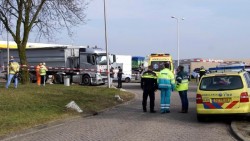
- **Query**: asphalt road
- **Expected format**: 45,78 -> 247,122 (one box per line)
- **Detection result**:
2,82 -> 238,141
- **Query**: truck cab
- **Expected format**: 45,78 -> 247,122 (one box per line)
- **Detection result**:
72,46 -> 116,85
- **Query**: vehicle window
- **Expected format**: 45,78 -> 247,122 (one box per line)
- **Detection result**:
96,55 -> 107,65
151,61 -> 171,72
243,73 -> 250,88
200,75 -> 243,91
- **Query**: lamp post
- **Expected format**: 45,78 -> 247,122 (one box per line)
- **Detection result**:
103,0 -> 110,88
171,16 -> 184,67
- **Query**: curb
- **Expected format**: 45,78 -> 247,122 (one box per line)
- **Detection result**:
230,122 -> 245,141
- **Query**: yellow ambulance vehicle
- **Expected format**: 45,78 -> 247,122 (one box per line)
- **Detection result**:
145,53 -> 174,75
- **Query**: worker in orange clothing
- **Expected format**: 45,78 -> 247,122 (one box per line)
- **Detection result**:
36,63 -> 42,85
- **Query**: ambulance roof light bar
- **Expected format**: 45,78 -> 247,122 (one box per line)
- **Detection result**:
151,53 -> 170,56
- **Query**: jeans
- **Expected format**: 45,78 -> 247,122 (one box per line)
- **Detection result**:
118,78 -> 122,88
178,90 -> 188,111
110,78 -> 113,86
41,75 -> 46,86
6,74 -> 18,88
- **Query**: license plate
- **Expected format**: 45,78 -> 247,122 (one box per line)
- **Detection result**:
212,98 -> 231,103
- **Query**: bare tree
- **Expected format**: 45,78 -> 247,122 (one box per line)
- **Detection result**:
0,0 -> 88,84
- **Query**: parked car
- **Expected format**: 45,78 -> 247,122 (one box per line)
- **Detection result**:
191,68 -> 200,79
113,74 -> 131,83
191,68 -> 210,79
196,70 -> 250,122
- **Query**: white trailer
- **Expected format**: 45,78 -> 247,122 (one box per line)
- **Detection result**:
112,55 -> 132,83
0,46 -> 115,85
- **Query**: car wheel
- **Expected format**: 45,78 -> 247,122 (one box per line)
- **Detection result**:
82,75 -> 91,85
125,77 -> 130,83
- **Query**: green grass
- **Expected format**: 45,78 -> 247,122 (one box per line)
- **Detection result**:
0,83 -> 134,136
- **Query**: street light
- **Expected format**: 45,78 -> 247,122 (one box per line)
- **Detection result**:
171,16 -> 184,67
103,0 -> 110,88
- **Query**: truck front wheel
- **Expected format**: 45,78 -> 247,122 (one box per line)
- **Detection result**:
82,75 -> 91,85
125,77 -> 130,83
53,74 -> 62,84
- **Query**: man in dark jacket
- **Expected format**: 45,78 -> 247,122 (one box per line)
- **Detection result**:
141,65 -> 158,113
117,66 -> 123,88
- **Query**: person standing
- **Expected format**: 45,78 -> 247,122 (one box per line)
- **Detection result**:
6,56 -> 20,88
199,66 -> 206,81
157,63 -> 175,113
117,66 -> 123,88
40,62 -> 48,86
141,65 -> 158,113
175,65 -> 189,113
36,63 -> 42,86
110,67 -> 114,86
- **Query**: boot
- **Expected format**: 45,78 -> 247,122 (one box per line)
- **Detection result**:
150,110 -> 156,113
179,109 -> 188,113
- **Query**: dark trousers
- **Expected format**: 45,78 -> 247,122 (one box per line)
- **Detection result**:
41,75 -> 46,86
118,78 -> 122,88
178,90 -> 188,111
142,89 -> 155,111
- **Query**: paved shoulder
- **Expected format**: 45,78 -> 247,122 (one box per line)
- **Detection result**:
231,121 -> 250,141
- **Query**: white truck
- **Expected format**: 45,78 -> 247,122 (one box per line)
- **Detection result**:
0,45 -> 115,85
112,55 -> 132,83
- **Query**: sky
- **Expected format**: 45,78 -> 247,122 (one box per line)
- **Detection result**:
2,0 -> 250,60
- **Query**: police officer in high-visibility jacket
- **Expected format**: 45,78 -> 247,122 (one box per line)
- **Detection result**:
199,66 -> 206,81
175,65 -> 189,113
157,63 -> 175,113
141,65 -> 158,113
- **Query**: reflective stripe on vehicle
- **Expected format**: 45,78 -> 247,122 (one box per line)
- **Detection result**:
203,101 -> 239,109
225,101 -> 239,109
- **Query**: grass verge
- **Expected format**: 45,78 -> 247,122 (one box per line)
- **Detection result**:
0,83 -> 134,136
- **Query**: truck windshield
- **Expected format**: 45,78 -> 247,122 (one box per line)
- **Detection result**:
96,55 -> 107,65
151,61 -> 171,72
96,54 -> 114,65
